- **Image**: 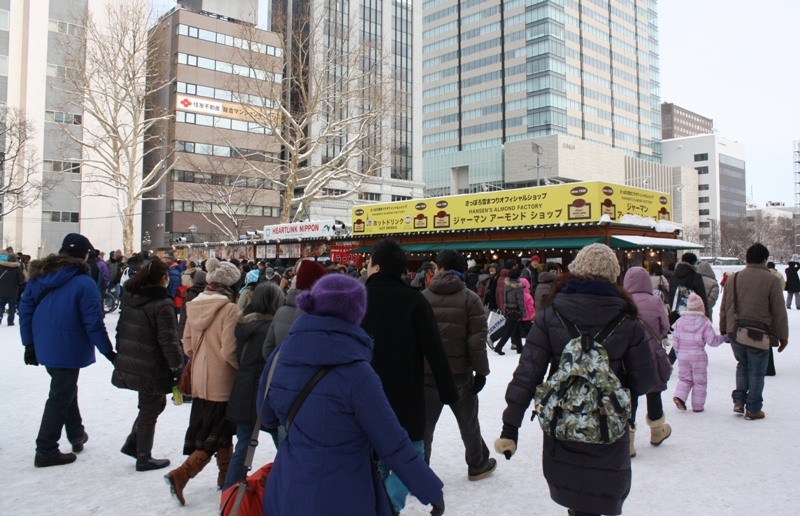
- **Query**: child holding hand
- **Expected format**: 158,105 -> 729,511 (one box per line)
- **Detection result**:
672,293 -> 725,412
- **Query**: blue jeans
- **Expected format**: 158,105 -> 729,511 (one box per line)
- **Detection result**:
731,342 -> 769,414
36,367 -> 85,458
0,296 -> 17,324
378,440 -> 425,513
223,424 -> 255,491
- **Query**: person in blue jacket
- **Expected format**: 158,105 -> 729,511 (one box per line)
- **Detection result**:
19,233 -> 115,468
161,251 -> 184,299
259,274 -> 446,515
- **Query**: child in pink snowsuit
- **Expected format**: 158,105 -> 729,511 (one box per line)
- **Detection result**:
672,293 -> 725,412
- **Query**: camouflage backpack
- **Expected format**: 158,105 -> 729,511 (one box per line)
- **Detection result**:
534,309 -> 631,445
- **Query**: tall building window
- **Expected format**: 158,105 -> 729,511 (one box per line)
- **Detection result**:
699,197 -> 709,203
696,166 -> 709,174
698,184 -> 709,191
694,153 -> 709,162
699,209 -> 710,215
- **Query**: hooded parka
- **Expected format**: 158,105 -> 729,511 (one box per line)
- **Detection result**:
226,313 -> 273,425
112,285 -> 184,394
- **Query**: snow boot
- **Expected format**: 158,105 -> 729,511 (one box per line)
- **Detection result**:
164,450 -> 211,505
744,411 -> 765,421
467,457 -> 497,481
215,445 -> 234,488
646,415 -> 672,446
121,419 -> 138,458
135,433 -> 170,472
673,397 -> 686,411
629,423 -> 636,457
733,403 -> 745,414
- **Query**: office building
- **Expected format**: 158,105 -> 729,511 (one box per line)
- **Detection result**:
421,0 -> 662,194
661,102 -> 713,140
142,2 -> 284,246
662,134 -> 746,252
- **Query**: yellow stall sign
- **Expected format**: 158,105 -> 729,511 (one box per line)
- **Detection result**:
351,181 -> 670,235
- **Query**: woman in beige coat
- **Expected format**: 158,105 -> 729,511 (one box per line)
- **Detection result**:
166,261 -> 240,506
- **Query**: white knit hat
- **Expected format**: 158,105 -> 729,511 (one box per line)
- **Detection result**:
569,243 -> 620,283
207,261 -> 239,287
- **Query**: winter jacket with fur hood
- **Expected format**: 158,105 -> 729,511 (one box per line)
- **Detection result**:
520,278 -> 535,322
19,255 -> 112,368
502,279 -> 655,516
226,312 -> 273,425
623,267 -> 671,392
672,311 -> 724,360
112,285 -> 183,394
696,261 -> 720,310
719,262 -> 789,340
182,291 -> 239,401
422,271 -> 489,376
0,257 -> 25,298
503,277 -> 527,319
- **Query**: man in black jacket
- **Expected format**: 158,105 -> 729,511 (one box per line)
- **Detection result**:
0,253 -> 25,326
361,238 -> 458,514
667,252 -> 708,322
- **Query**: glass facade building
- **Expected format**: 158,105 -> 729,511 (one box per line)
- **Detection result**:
422,0 -> 662,194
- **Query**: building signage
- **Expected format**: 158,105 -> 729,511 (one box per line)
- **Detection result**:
352,181 -> 670,235
175,94 -> 278,123
263,220 -> 338,240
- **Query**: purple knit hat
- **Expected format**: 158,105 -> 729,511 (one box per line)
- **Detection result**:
296,274 -> 367,325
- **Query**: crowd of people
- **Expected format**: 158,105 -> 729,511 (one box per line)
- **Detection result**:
16,233 -> 792,515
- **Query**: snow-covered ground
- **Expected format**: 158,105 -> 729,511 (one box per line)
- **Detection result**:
1,308 -> 798,515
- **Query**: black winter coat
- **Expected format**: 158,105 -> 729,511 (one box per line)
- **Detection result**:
178,280 -> 207,340
361,272 -> 458,441
465,266 -> 481,292
0,261 -> 25,298
785,262 -> 800,293
667,262 -> 708,316
502,281 -> 655,516
112,285 -> 184,394
226,313 -> 273,425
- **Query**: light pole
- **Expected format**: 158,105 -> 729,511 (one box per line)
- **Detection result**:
529,142 -> 545,186
188,223 -> 198,243
142,231 -> 151,249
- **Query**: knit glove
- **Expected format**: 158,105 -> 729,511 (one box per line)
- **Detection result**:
24,345 -> 39,366
494,423 -> 518,460
471,373 -> 486,395
103,351 -> 117,364
430,496 -> 445,516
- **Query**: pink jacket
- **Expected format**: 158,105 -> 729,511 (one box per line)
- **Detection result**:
520,278 -> 535,322
672,311 -> 725,361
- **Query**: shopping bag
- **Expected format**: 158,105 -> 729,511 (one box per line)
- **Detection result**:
487,311 -> 506,348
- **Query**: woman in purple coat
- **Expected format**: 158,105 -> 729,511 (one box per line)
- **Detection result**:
623,266 -> 672,456
259,275 -> 445,515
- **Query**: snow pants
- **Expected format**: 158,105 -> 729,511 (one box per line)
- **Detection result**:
674,358 -> 708,411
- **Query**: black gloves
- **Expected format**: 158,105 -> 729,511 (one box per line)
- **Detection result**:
494,423 -> 519,460
471,373 -> 486,395
24,345 -> 39,366
172,367 -> 184,387
430,496 -> 445,516
103,351 -> 117,364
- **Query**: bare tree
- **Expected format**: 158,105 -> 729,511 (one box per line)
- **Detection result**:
228,3 -> 396,222
186,157 -> 275,242
0,108 -> 53,216
58,1 -> 172,255
720,214 -> 793,262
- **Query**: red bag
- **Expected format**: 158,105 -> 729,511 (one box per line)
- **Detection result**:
174,285 -> 188,308
219,462 -> 273,516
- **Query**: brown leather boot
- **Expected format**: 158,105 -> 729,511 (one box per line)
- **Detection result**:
216,445 -> 234,488
164,450 -> 211,505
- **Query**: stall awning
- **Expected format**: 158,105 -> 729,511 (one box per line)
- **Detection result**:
349,237 -> 605,254
610,236 -> 704,250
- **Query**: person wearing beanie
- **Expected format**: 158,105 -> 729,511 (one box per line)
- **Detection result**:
236,269 -> 263,311
264,266 -> 280,285
222,282 -> 283,490
495,242 -> 655,516
19,233 -> 114,467
667,252 -> 708,323
361,238 -> 457,513
421,249 -> 496,482
166,257 -> 240,504
493,268 -> 528,355
623,266 -> 673,456
262,259 -> 328,360
671,293 -> 725,412
258,275 -> 446,515
0,251 -> 25,326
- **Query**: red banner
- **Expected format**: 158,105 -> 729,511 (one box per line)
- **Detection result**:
330,245 -> 363,269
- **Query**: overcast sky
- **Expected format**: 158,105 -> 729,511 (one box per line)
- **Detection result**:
152,0 -> 799,208
659,0 -> 800,208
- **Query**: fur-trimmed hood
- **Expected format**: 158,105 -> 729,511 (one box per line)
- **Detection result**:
0,260 -> 20,269
28,255 -> 89,280
504,277 -> 525,288
237,312 -> 275,324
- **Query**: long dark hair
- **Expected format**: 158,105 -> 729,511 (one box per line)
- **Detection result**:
545,273 -> 638,317
125,259 -> 169,294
